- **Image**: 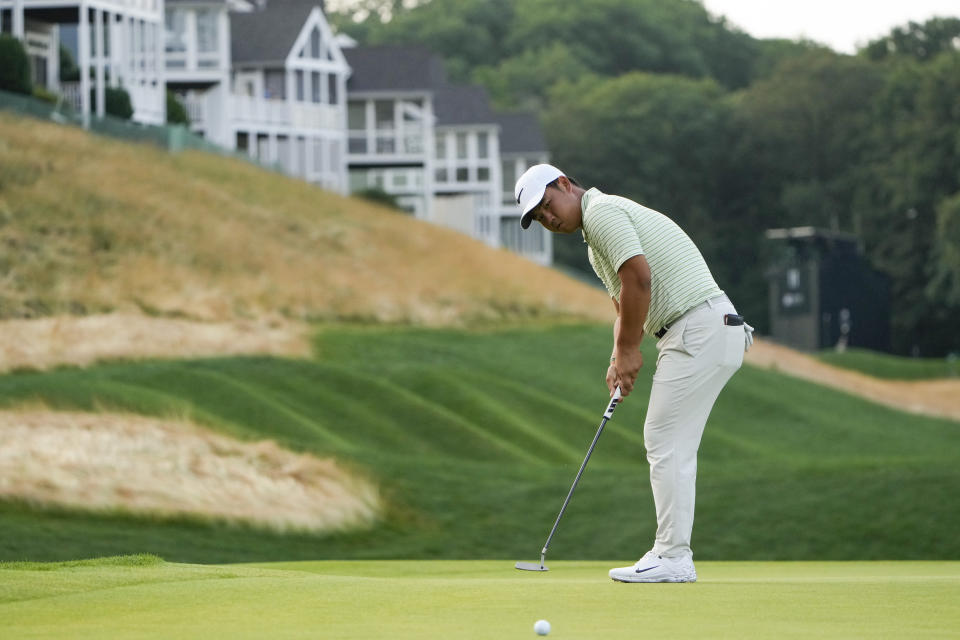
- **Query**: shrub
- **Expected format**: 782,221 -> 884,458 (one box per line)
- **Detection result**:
90,86 -> 134,120
0,35 -> 32,95
166,91 -> 189,125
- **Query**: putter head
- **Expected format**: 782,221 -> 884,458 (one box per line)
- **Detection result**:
515,561 -> 549,572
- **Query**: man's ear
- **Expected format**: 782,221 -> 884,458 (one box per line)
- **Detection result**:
557,175 -> 571,192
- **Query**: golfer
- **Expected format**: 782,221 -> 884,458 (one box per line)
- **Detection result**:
515,164 -> 753,583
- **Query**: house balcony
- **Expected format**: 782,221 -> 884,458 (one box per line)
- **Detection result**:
347,127 -> 426,163
231,95 -> 342,131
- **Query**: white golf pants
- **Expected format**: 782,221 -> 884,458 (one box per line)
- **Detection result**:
646,294 -> 744,559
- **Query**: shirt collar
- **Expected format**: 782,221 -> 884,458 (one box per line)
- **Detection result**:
580,187 -> 604,244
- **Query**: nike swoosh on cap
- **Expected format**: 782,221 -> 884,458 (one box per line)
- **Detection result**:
516,187 -> 524,204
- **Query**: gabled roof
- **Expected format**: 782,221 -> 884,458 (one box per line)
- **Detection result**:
231,0 -> 320,65
343,45 -> 447,92
432,84 -> 498,127
495,112 -> 548,154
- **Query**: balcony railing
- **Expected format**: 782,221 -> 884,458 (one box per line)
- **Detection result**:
232,95 -> 340,130
347,128 -> 425,157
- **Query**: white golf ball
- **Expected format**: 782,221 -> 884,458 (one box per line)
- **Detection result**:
534,619 -> 551,635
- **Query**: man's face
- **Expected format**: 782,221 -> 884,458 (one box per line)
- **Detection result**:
529,177 -> 581,233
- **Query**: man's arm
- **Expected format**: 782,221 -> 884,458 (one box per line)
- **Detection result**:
610,255 -> 651,397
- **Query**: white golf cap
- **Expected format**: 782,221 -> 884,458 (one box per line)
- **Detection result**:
515,163 -> 565,229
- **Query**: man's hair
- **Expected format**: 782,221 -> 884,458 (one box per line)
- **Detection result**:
546,175 -> 582,190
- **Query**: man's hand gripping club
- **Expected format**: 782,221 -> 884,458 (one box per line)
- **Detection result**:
607,255 -> 652,398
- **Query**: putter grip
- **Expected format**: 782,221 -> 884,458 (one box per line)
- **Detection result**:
604,386 -> 622,419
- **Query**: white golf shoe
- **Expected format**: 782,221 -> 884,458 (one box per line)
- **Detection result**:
609,551 -> 697,583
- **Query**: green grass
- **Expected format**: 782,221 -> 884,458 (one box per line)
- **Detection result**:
1,557 -> 958,639
815,347 -> 960,379
1,325 -> 958,563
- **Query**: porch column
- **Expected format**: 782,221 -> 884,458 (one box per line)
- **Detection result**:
78,1 -> 91,128
12,0 -> 24,38
48,25 -> 60,90
155,18 -> 165,122
94,8 -> 105,118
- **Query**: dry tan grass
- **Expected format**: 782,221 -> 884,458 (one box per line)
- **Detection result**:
747,339 -> 960,422
0,313 -> 311,373
0,408 -> 381,533
0,113 -> 612,327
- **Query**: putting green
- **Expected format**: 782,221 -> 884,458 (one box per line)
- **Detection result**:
2,558 -> 958,638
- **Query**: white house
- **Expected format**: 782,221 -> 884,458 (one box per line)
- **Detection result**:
342,44 -> 439,217
342,44 -> 552,265
164,0 -> 349,192
1,0 -> 166,125
4,1 -> 550,263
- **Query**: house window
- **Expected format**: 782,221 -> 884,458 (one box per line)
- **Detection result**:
164,10 -> 187,54
478,167 -> 490,182
375,100 -> 394,130
264,70 -> 285,99
196,9 -> 218,54
296,70 -> 304,101
312,72 -> 321,103
348,102 -> 366,129
477,132 -> 489,159
456,132 -> 467,159
236,132 -> 248,151
435,168 -> 448,183
501,159 -> 514,185
435,135 -> 447,159
328,74 -> 338,104
456,167 -> 469,182
311,28 -> 321,58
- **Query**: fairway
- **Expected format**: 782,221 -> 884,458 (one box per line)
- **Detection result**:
2,557 -> 958,639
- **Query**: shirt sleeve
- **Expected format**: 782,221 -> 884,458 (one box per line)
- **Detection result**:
584,202 -> 644,274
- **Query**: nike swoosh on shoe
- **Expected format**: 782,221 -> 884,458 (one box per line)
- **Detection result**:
635,566 -> 660,574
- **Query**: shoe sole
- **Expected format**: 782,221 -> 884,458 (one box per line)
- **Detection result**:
609,574 -> 697,583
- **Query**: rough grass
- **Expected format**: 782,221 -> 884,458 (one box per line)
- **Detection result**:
0,112 -> 610,326
0,313 -> 311,374
0,408 -> 380,533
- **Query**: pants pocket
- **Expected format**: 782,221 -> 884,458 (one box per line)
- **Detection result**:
722,325 -> 745,369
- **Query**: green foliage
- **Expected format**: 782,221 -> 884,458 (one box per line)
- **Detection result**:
0,35 -> 32,95
166,91 -> 189,125
59,45 -> 80,82
353,186 -> 404,210
927,192 -> 960,307
863,17 -> 960,61
0,327 -> 957,562
90,86 -> 134,120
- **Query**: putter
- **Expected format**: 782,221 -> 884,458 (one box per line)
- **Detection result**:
515,386 -> 623,572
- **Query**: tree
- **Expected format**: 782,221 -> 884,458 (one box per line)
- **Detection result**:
928,192 -> 960,307
863,17 -> 960,62
0,35 -> 32,95
855,51 -> 960,354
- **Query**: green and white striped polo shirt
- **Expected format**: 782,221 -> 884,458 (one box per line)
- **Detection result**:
581,188 -> 723,336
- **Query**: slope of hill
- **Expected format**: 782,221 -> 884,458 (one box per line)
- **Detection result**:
2,112 -> 958,564
1,326 -> 957,563
0,113 -> 611,328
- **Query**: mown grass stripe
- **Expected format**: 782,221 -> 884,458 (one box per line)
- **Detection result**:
184,366 -> 355,451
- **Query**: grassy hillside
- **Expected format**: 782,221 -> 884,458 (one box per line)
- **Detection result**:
816,347 -> 960,380
0,112 -> 609,325
1,326 -> 957,563
2,111 -> 957,567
